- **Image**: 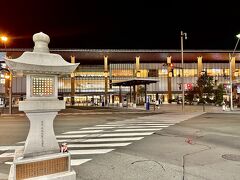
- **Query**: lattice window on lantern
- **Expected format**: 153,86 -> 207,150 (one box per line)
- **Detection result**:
30,76 -> 55,97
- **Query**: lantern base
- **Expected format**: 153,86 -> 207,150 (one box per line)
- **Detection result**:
8,147 -> 76,180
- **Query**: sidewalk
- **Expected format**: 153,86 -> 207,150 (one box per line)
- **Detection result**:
1,104 -> 240,117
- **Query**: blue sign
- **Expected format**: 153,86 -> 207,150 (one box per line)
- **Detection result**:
0,52 -> 6,62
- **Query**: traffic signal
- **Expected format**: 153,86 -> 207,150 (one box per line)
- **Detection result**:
186,83 -> 192,90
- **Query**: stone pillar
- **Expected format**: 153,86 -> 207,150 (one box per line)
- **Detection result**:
133,85 -> 136,108
167,56 -> 172,103
71,56 -> 75,106
231,56 -> 236,105
144,84 -> 147,103
135,56 -> 140,77
130,86 -> 132,103
104,56 -> 108,106
231,56 -> 236,81
197,56 -> 203,77
134,56 -> 140,108
119,86 -> 122,107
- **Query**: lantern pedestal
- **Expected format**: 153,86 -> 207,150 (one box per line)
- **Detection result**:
9,148 -> 76,180
8,100 -> 76,180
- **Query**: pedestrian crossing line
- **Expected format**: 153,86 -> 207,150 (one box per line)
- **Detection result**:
69,149 -> 114,155
113,124 -> 172,126
80,125 -> 169,130
57,137 -> 144,143
100,132 -> 153,137
56,132 -> 153,139
62,130 -> 103,134
83,137 -> 144,142
56,134 -> 88,138
67,142 -> 132,148
96,125 -> 124,127
4,159 -> 92,166
71,159 -> 92,166
107,122 -> 175,124
0,153 -> 14,158
113,128 -> 162,132
81,127 -> 115,130
4,161 -> 13,165
106,123 -> 174,126
0,146 -> 23,151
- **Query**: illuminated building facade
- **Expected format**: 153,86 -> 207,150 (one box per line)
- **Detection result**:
1,49 -> 240,105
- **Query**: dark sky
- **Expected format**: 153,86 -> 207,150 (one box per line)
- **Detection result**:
1,0 -> 240,50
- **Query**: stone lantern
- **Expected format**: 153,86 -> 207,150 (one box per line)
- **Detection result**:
5,32 -> 79,180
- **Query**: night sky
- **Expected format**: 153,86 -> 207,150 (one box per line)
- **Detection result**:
1,0 -> 240,50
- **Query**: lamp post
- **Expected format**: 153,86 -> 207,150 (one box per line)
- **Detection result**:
1,36 -> 8,48
4,71 -> 12,114
181,31 -> 187,112
229,33 -> 240,111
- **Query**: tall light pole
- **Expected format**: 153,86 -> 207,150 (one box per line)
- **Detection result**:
1,36 -> 8,48
229,33 -> 240,111
181,31 -> 187,112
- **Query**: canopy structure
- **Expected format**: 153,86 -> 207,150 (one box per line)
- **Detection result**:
111,78 -> 158,106
111,78 -> 158,86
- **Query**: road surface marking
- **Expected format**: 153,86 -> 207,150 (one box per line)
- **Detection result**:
0,146 -> 23,151
100,132 -> 153,137
81,127 -> 114,130
114,128 -> 162,132
62,130 -> 103,134
83,137 -> 144,142
56,134 -> 88,138
69,149 -> 114,155
4,159 -> 92,166
71,159 -> 92,166
0,153 -> 14,158
67,143 -> 131,148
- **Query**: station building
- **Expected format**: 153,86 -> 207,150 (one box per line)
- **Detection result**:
1,49 -> 240,106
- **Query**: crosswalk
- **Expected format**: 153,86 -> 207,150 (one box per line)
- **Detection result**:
0,113 -> 202,170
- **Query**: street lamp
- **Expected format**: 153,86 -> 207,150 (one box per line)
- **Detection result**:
229,33 -> 240,111
181,31 -> 187,112
0,67 -> 12,114
1,36 -> 8,48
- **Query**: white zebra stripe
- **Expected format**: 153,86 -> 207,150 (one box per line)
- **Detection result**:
0,153 -> 14,158
80,125 -> 169,130
113,128 -> 162,132
62,130 -> 103,134
71,159 -> 92,166
0,146 -> 23,151
57,137 -> 144,143
81,127 -> 114,130
57,132 -> 153,139
67,142 -> 131,148
83,137 -> 144,142
100,132 -> 153,137
56,134 -> 87,138
69,149 -> 114,155
4,159 -> 92,166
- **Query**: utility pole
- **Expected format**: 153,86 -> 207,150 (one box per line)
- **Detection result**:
181,31 -> 187,112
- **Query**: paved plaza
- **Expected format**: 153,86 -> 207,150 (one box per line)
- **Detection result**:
0,105 -> 240,180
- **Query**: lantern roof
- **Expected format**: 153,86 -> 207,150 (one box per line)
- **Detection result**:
4,32 -> 79,75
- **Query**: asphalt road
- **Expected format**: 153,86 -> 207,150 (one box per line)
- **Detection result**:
0,108 -> 240,180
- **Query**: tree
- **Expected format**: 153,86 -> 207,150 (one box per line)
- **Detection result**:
214,84 -> 224,106
185,87 -> 197,105
196,72 -> 214,103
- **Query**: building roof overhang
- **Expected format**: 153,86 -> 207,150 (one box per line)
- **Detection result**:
111,78 -> 158,86
2,49 -> 240,64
